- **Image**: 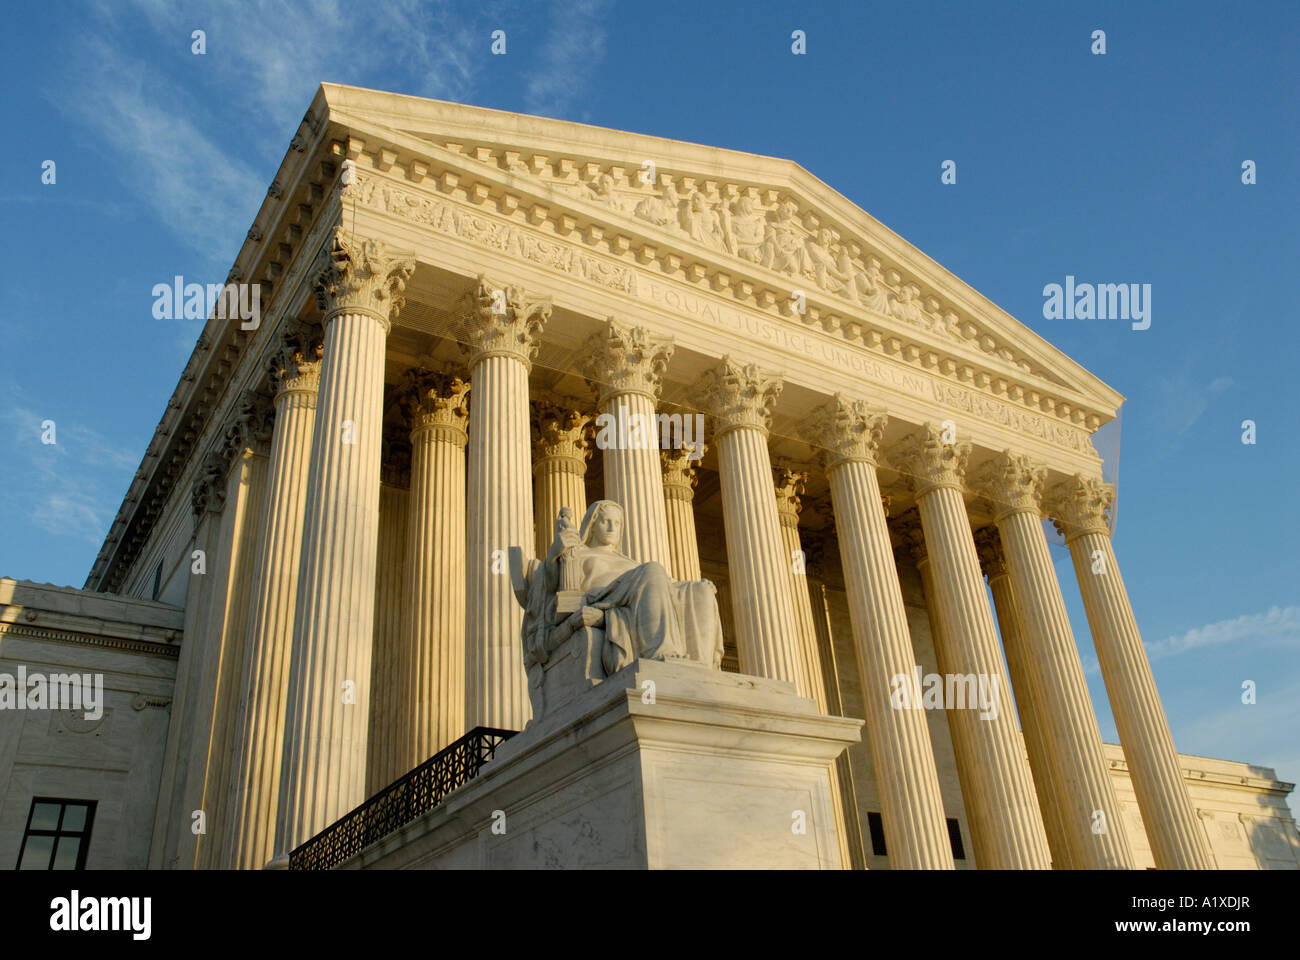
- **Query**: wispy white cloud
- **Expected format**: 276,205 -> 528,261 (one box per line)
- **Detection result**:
524,0 -> 607,119
1146,606 -> 1300,661
0,403 -> 136,547
1173,678 -> 1300,787
67,0 -> 497,263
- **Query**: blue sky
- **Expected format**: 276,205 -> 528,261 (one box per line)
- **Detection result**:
1,1 -> 1296,789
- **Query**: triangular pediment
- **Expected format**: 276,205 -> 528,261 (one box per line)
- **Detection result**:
317,84 -> 1123,422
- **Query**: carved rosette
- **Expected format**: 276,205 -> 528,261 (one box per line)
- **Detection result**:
457,275 -> 552,367
971,451 -> 1046,521
973,526 -> 1009,580
772,466 -> 809,529
580,319 -> 674,404
695,356 -> 783,438
661,444 -> 704,501
530,400 -> 592,475
312,227 -> 417,330
1045,474 -> 1114,542
404,369 -> 471,447
890,423 -> 972,496
803,394 -> 888,468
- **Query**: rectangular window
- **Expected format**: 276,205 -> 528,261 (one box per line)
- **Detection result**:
16,798 -> 96,870
867,811 -> 887,856
946,817 -> 966,860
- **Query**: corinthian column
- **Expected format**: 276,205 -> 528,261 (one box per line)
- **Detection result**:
531,400 -> 592,558
1047,476 -> 1212,869
891,426 -> 1050,869
772,467 -> 829,707
804,396 -> 953,869
773,465 -> 852,869
397,371 -> 470,770
272,229 -> 415,865
972,453 -> 1134,869
459,278 -> 551,732
695,358 -> 804,690
225,330 -> 321,870
975,527 -> 1072,868
661,446 -> 704,581
581,319 -> 674,568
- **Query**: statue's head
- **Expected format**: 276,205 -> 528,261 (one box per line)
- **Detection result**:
580,500 -> 624,549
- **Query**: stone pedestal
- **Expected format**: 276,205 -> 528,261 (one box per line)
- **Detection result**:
350,658 -> 862,870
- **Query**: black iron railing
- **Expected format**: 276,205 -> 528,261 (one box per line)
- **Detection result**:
289,726 -> 517,870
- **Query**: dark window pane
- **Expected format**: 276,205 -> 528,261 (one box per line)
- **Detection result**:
947,818 -> 966,860
19,835 -> 54,869
61,805 -> 88,832
52,836 -> 82,869
30,803 -> 61,831
867,811 -> 887,856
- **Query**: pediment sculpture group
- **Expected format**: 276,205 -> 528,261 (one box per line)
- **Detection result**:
575,172 -> 961,340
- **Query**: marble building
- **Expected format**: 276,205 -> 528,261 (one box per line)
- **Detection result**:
3,84 -> 1298,869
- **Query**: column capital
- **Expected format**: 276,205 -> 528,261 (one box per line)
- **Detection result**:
803,394 -> 888,467
695,357 -> 783,438
222,390 -> 275,460
661,444 -> 704,501
404,369 -> 470,447
772,466 -> 809,529
970,451 -> 1046,521
457,276 -> 552,368
580,318 -> 674,404
381,420 -> 412,488
893,507 -> 928,564
268,329 -> 323,400
312,227 -> 416,331
1045,474 -> 1114,542
973,526 -> 1009,581
191,451 -> 228,516
890,423 -> 972,496
531,399 -> 592,473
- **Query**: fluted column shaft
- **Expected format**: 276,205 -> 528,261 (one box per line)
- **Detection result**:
1051,476 -> 1212,869
273,230 -> 414,863
774,467 -> 851,869
977,529 -> 1073,868
461,279 -> 551,732
662,447 -> 703,581
399,373 -> 470,770
894,428 -> 1050,868
806,397 -> 953,869
697,359 -> 804,689
532,402 -> 591,558
583,320 -> 674,568
977,454 -> 1133,869
225,341 -> 319,869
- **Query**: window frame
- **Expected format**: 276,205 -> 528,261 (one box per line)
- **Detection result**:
16,797 -> 97,870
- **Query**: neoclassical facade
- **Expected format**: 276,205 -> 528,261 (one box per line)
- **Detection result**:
31,84 -> 1294,869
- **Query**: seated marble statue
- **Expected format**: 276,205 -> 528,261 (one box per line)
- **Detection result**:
510,500 -> 724,688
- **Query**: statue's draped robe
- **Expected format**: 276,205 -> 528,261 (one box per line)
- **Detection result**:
523,548 -> 724,677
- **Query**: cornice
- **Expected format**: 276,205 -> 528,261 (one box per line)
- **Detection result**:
321,95 -> 1123,418
0,621 -> 180,660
